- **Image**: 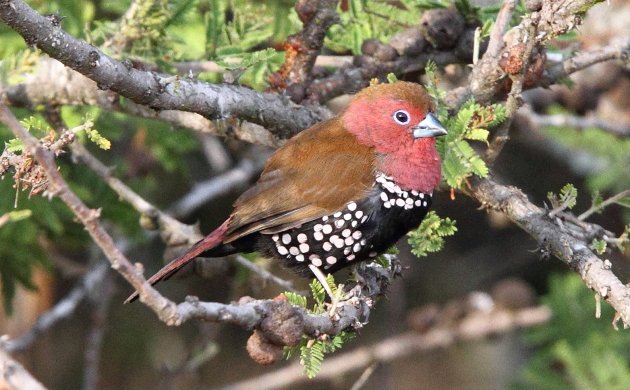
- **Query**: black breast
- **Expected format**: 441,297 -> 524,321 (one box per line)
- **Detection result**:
248,173 -> 433,276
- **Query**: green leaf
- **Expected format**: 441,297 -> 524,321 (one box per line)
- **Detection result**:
283,291 -> 308,308
386,73 -> 398,83
408,211 -> 457,257
5,138 -> 23,153
85,128 -> 111,150
548,183 -> 578,211
589,238 -> 607,255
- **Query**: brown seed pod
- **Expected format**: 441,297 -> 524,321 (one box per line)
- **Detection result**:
420,8 -> 465,49
246,329 -> 284,365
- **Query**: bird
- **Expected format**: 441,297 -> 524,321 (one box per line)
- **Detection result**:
125,81 -> 447,303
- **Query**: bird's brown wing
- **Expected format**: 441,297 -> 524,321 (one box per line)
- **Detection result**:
224,117 -> 376,242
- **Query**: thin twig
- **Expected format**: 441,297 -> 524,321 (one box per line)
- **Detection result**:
519,105 -> 630,138
167,156 -> 267,218
233,255 -> 297,293
579,189 -> 630,220
349,363 -> 379,390
484,20 -> 539,164
486,0 -> 517,57
4,262 -> 109,352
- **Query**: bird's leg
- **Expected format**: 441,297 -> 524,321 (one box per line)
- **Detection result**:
308,265 -> 343,318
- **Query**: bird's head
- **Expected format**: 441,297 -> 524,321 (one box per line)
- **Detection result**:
342,81 -> 447,153
341,81 -> 447,192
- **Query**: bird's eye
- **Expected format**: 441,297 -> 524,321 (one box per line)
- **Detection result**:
393,110 -> 410,125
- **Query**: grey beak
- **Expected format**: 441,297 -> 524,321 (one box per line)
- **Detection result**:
412,113 -> 448,139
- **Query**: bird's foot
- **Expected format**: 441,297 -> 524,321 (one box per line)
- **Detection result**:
308,264 -> 345,319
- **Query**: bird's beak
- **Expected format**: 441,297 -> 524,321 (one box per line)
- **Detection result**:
412,113 -> 448,139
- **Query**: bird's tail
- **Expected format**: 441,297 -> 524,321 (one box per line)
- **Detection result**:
124,219 -> 231,304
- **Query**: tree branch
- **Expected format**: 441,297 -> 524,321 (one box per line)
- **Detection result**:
0,347 -> 47,390
466,178 -> 630,327
270,0 -> 339,91
0,0 -> 329,139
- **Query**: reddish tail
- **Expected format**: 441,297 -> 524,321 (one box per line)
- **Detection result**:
124,220 -> 231,303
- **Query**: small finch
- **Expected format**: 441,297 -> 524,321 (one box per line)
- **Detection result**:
126,81 -> 446,303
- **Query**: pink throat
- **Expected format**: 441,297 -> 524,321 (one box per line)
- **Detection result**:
380,140 -> 442,194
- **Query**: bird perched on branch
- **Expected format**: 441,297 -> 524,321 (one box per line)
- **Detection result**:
125,81 -> 447,303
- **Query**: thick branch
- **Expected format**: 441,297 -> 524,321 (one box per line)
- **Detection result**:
2,58 -> 283,147
0,0 -> 328,139
467,178 -> 630,326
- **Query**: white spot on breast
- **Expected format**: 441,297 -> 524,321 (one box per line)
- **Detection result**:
277,246 -> 288,255
335,219 -> 345,228
355,210 -> 364,219
295,254 -> 305,262
333,237 -> 345,248
333,211 -> 342,218
415,200 -> 422,207
380,192 -> 388,202
347,202 -> 357,211
297,233 -> 307,243
314,231 -> 324,241
361,216 -> 368,223
423,201 -> 428,207
322,224 -> 333,234
343,213 -> 352,220
289,247 -> 300,256
351,221 -> 358,227
406,198 -> 414,205
311,257 -> 323,267
323,242 -> 332,251
272,234 -> 279,242
369,251 -> 377,257
282,234 -> 291,245
341,229 -> 351,238
353,243 -> 361,253
344,237 -> 354,246
347,254 -> 356,261
384,202 -> 391,209
343,247 -> 351,255
325,256 -> 337,265
396,198 -> 405,207
314,224 -> 323,232
352,231 -> 362,239
299,243 -> 309,253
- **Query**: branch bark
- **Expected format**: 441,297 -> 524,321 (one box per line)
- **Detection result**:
0,0 -> 329,139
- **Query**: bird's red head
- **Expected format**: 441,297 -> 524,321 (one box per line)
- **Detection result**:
342,81 -> 447,193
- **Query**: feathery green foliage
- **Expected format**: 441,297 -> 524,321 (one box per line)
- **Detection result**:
282,273 -> 354,378
548,183 -> 578,212
408,211 -> 457,257
425,61 -> 505,189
